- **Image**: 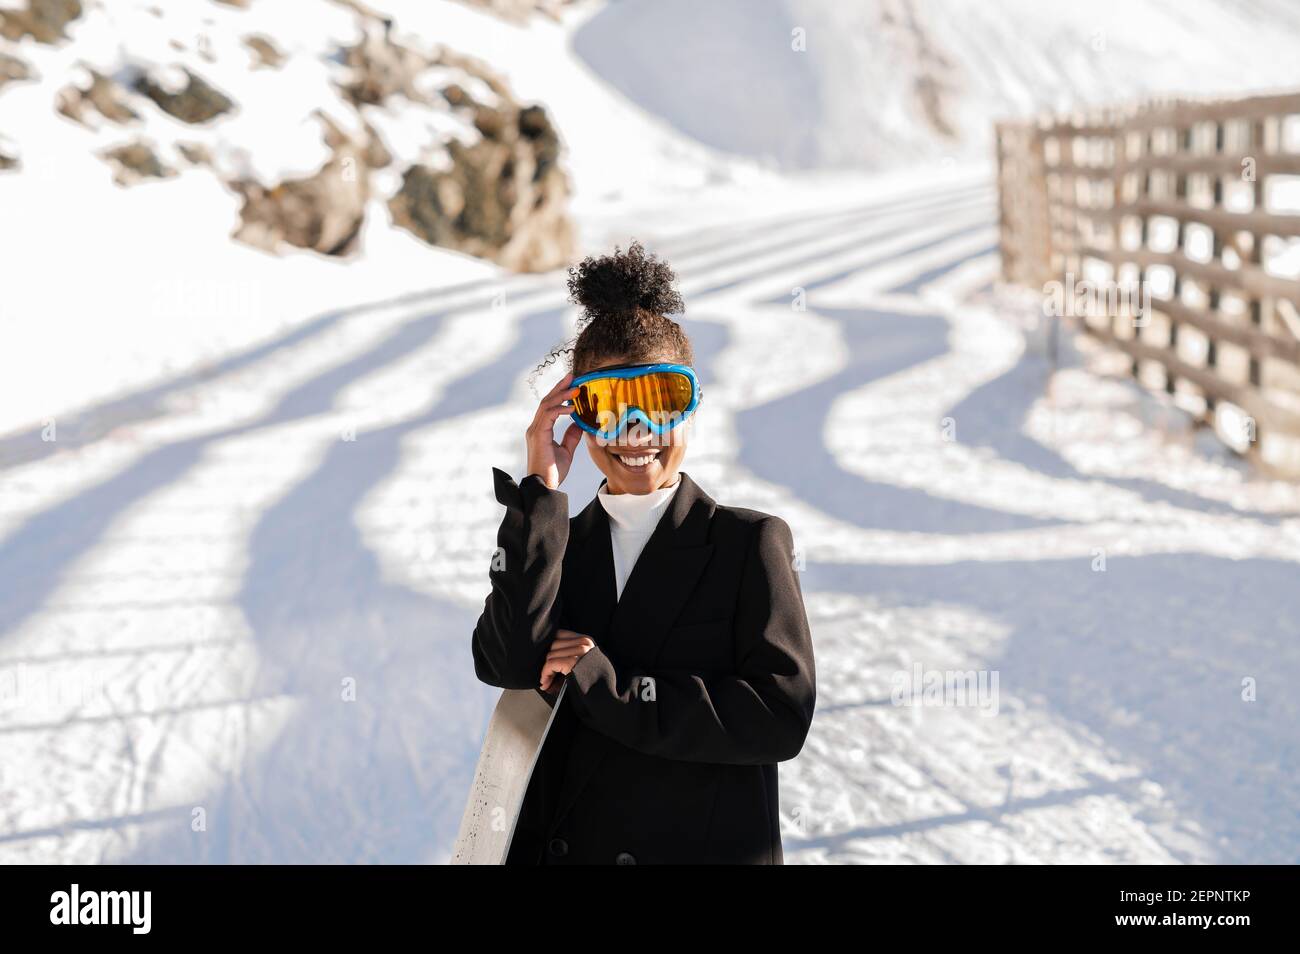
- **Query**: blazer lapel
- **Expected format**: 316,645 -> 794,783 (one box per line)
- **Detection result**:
563,494 -> 617,638
607,471 -> 716,667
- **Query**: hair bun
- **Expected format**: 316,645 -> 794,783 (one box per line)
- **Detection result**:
566,240 -> 685,322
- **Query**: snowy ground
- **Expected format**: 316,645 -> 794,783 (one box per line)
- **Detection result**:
2,166 -> 1299,864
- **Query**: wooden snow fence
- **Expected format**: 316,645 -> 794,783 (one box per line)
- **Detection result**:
996,91 -> 1300,476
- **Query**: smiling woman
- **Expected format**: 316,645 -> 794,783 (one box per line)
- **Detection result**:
467,241 -> 817,865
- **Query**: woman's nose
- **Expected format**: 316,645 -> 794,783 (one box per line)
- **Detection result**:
621,422 -> 655,445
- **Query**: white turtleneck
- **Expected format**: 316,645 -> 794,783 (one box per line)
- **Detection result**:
597,479 -> 680,601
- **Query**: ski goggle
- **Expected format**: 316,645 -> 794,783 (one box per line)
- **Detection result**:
568,363 -> 702,440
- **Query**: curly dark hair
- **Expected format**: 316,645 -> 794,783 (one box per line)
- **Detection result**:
533,241 -> 693,385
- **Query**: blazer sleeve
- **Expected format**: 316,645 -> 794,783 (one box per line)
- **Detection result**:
471,467 -> 569,690
564,515 -> 816,765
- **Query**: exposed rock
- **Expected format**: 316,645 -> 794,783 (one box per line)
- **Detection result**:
360,120 -> 392,170
321,110 -> 393,171
0,137 -> 17,171
231,112 -> 372,257
389,53 -> 574,272
0,0 -> 82,44
518,103 -> 561,180
337,21 -> 429,107
244,34 -> 284,69
14,0 -> 573,270
134,68 -> 234,124
56,69 -> 140,126
452,0 -> 574,24
438,50 -> 513,103
0,48 -> 36,89
177,141 -> 213,166
100,140 -> 176,186
439,83 -> 471,109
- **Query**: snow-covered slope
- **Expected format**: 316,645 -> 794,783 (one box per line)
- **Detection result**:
3,166 -> 1299,865
574,0 -> 1300,169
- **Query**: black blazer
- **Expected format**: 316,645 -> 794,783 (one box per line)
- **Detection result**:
471,467 -> 816,865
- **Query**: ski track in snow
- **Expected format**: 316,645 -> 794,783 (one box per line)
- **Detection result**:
2,174 -> 1299,864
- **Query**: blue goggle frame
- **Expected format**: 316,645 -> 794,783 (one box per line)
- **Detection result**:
568,362 -> 702,440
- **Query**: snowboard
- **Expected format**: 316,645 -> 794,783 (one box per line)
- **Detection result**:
450,682 -> 567,864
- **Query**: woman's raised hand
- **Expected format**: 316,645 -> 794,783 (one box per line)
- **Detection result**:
526,373 -> 583,490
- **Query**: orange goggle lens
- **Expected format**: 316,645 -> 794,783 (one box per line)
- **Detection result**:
571,369 -> 697,436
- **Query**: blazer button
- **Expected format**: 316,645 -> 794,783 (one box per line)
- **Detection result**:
548,838 -> 569,858
614,851 -> 636,866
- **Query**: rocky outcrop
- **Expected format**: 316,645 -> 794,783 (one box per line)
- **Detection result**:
0,48 -> 36,89
134,68 -> 234,124
100,140 -> 175,186
0,0 -> 82,44
244,35 -> 285,70
330,23 -> 575,270
177,141 -> 213,167
57,69 -> 139,126
231,113 -> 374,257
452,0 -> 575,24
387,52 -> 574,272
7,0 -> 575,271
336,22 -> 429,107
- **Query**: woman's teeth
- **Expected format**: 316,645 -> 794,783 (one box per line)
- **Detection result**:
616,453 -> 658,468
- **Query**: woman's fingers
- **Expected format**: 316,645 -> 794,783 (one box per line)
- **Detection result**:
542,372 -> 574,402
529,372 -> 575,427
540,630 -> 595,686
559,421 -> 583,455
539,662 -> 569,691
533,395 -> 576,431
547,654 -> 577,670
540,389 -> 575,412
541,398 -> 574,421
536,377 -> 572,416
549,634 -> 594,651
539,660 -> 576,689
546,634 -> 592,649
545,649 -> 590,664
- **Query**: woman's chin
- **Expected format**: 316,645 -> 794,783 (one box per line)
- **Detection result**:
605,456 -> 668,493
